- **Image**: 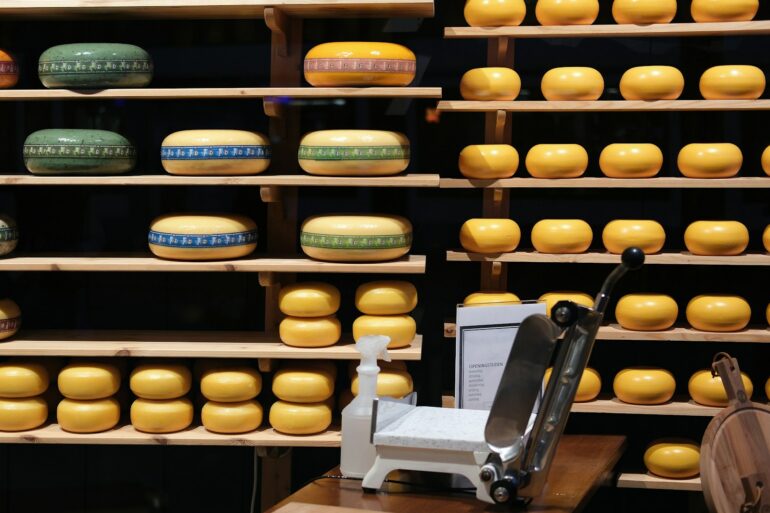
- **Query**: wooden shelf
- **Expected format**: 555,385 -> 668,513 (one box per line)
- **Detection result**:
437,100 -> 770,112
617,473 -> 702,491
572,398 -> 720,417
445,21 -> 770,39
447,250 -> 770,266
439,177 -> 770,189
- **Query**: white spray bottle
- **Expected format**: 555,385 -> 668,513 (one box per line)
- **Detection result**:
340,334 -> 391,478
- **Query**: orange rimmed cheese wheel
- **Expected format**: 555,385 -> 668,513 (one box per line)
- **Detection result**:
460,218 -> 521,253
0,49 -> 19,89
689,369 -> 753,406
613,367 -> 676,405
599,144 -> 663,178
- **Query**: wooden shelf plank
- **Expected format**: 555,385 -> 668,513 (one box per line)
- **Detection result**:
439,177 -> 770,189
617,473 -> 702,491
447,250 -> 770,266
437,100 -> 770,112
445,21 -> 770,39
571,398 -> 720,416
0,330 -> 423,359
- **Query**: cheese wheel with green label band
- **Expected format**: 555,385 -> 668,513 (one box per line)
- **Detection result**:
38,43 -> 152,88
541,67 -> 603,101
612,0 -> 677,24
686,295 -> 751,332
539,291 -> 593,317
352,315 -> 416,349
200,367 -> 261,403
678,143 -> 742,178
355,281 -> 418,315
272,367 -> 335,403
347,359 -> 406,379
0,49 -> 19,89
0,362 -> 49,398
684,221 -> 749,256
304,42 -> 415,87
161,130 -> 270,176
298,130 -> 409,176
279,282 -> 341,317
689,369 -> 753,407
532,219 -> 593,254
544,367 -> 600,402
269,400 -> 332,435
352,369 -> 414,399
700,65 -> 765,100
148,214 -> 257,261
620,66 -> 684,101
300,215 -> 412,262
0,298 -> 20,341
130,397 -> 193,433
58,398 -> 120,433
691,0 -> 758,22
460,219 -> 521,253
459,144 -> 519,179
58,362 -> 120,400
24,129 -> 136,175
461,68 -> 521,101
130,363 -> 192,400
0,214 -> 19,257
279,316 -> 341,348
599,143 -> 663,178
613,367 -> 676,405
464,291 -> 520,306
201,400 -> 263,434
526,144 -> 588,179
602,220 -> 665,255
644,441 -> 701,479
464,0 -> 527,26
615,294 -> 678,331
536,0 -> 599,24
0,397 -> 47,431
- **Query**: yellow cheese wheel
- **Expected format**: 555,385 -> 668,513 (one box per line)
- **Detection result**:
767,302 -> 770,326
58,398 -> 120,433
762,146 -> 770,176
699,65 -> 765,100
684,221 -> 749,256
272,366 -> 335,403
612,0 -> 677,23
298,130 -> 409,177
201,400 -> 263,434
677,143 -> 742,178
531,219 -> 593,253
539,291 -> 594,317
644,441 -> 701,479
200,366 -> 261,402
149,214 -> 257,261
269,400 -> 332,435
620,66 -> 684,101
764,224 -> 770,252
464,0 -> 526,26
544,367 -> 601,402
541,67 -> 603,101
131,398 -> 193,433
21,357 -> 64,380
602,220 -> 665,254
352,369 -> 414,398
160,130 -> 270,176
279,316 -> 341,348
352,315 -> 416,349
347,359 -> 406,379
691,0 -> 758,22
686,295 -> 751,332
458,144 -> 519,179
765,376 -> 770,399
130,363 -> 192,400
535,0 -> 599,25
355,281 -> 418,315
615,294 -> 678,331
0,397 -> 47,431
0,362 -> 49,398
304,42 -> 415,87
525,144 -> 588,178
599,143 -> 663,178
460,67 -> 521,101
0,298 -> 21,340
300,215 -> 412,262
689,369 -> 753,406
57,362 -> 120,400
464,291 -> 521,305
460,218 -> 521,253
613,367 -> 676,405
279,282 -> 340,317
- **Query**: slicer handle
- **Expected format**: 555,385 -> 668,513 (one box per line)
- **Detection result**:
594,247 -> 645,314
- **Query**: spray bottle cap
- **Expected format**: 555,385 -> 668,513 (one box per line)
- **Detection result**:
355,335 -> 391,372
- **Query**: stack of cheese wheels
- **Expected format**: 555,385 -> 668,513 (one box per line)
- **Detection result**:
0,214 -> 19,257
0,49 -> 18,89
200,362 -> 262,434
0,298 -> 21,340
303,42 -> 416,87
599,143 -> 663,178
464,0 -> 527,26
614,367 -> 676,405
459,144 -> 519,179
689,369 -> 753,406
644,440 -> 701,479
526,144 -> 588,178
541,67 -> 604,101
270,361 -> 335,435
300,214 -> 412,262
615,294 -> 679,331
684,221 -> 749,256
278,282 -> 341,348
544,367 -> 600,402
531,219 -> 593,253
539,291 -> 593,317
460,67 -> 521,101
57,361 -> 121,433
339,360 -> 410,409
148,214 -> 257,261
678,143 -> 742,178
686,295 -> 751,332
160,130 -> 271,176
353,281 -> 418,349
460,219 -> 521,253
0,361 -> 49,431
130,362 -> 193,433
298,130 -> 409,177
602,220 -> 666,254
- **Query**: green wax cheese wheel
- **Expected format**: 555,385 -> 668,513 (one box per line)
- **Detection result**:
38,43 -> 153,89
23,129 -> 136,175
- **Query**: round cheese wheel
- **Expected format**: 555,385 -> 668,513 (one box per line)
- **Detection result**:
352,369 -> 414,398
58,398 -> 120,433
352,315 -> 416,349
464,0 -> 527,26
544,367 -> 601,402
200,366 -> 262,402
539,291 -> 594,317
279,316 -> 341,348
16,357 -> 63,380
460,67 -> 521,101
541,67 -> 603,101
0,214 -> 19,257
201,400 -> 263,434
300,215 -> 412,262
599,143 -> 663,178
24,129 -> 136,175
691,0 -> 758,22
148,214 -> 257,261
131,398 -> 193,433
644,440 -> 701,479
0,362 -> 49,398
762,146 -> 770,176
355,281 -> 418,315
535,0 -> 599,25
700,65 -> 765,100
0,298 -> 21,341
686,295 -> 751,332
0,49 -> 19,89
613,367 -> 676,405
58,362 -> 120,400
764,225 -> 770,252
531,219 -> 593,254
269,400 -> 332,435
767,302 -> 770,326
765,376 -> 770,400
526,144 -> 588,179
304,42 -> 415,87
0,397 -> 47,431
161,130 -> 270,176
347,359 -> 406,379
684,221 -> 749,256
279,282 -> 341,317
38,43 -> 152,89
459,144 -> 519,179
612,0 -> 677,23
602,220 -> 665,255
460,218 -> 521,253
689,369 -> 753,406
298,130 -> 409,177
620,66 -> 684,101
464,291 -> 521,306
615,294 -> 678,331
272,366 -> 335,403
677,143 -> 742,178
130,363 -> 192,400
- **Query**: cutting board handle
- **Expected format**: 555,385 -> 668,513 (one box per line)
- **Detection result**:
712,353 -> 751,408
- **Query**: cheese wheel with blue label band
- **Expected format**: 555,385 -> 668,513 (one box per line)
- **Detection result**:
300,215 -> 412,262
149,214 -> 257,261
24,129 -> 136,175
298,130 -> 409,176
161,130 -> 270,176
0,299 -> 21,341
0,215 -> 18,257
304,42 -> 416,87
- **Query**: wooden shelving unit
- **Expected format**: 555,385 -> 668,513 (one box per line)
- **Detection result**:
438,100 -> 770,113
617,473 -> 702,492
571,398 -> 721,417
440,177 -> 770,189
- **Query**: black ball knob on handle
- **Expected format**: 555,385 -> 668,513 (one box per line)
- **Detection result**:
621,247 -> 645,270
